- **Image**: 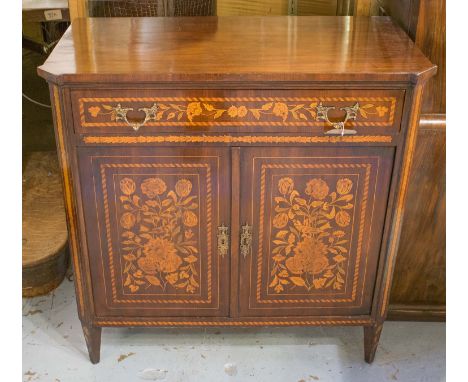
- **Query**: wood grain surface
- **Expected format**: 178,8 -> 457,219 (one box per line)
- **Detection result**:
415,0 -> 445,114
376,0 -> 445,320
376,0 -> 445,113
390,115 -> 445,306
37,16 -> 436,84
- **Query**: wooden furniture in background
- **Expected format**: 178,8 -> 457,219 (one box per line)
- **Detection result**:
211,0 -> 352,16
38,16 -> 435,364
69,0 -> 355,19
372,0 -> 446,321
217,0 -> 288,15
23,151 -> 69,297
69,0 -> 88,21
88,0 -> 215,17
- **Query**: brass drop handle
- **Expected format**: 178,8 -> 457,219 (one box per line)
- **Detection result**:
112,103 -> 158,131
316,102 -> 359,136
217,224 -> 229,258
240,223 -> 252,259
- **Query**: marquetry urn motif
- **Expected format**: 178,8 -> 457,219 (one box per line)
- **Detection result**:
118,176 -> 201,294
269,177 -> 355,293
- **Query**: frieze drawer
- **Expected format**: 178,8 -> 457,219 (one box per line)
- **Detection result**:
71,88 -> 405,136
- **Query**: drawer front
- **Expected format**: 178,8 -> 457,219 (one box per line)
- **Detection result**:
77,146 -> 231,317
238,147 -> 394,317
71,89 -> 404,136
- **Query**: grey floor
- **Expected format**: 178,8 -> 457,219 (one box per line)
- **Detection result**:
23,277 -> 445,382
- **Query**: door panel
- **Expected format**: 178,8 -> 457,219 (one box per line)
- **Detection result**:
239,147 -> 394,317
77,147 -> 230,317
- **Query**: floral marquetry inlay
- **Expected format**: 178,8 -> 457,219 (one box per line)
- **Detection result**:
79,97 -> 397,127
269,176 -> 356,294
117,176 -> 201,294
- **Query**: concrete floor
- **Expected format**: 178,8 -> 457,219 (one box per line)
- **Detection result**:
23,277 -> 445,382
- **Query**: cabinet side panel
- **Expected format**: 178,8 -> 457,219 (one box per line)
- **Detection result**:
49,85 -> 87,320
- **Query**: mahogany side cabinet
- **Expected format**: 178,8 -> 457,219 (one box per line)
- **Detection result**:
38,16 -> 436,364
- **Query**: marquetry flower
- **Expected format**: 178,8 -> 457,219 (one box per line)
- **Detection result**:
183,210 -> 198,227
335,210 -> 351,227
376,106 -> 389,117
120,212 -> 136,229
138,237 -> 182,274
88,106 -> 101,117
272,102 -> 289,121
286,237 -> 329,276
278,177 -> 294,195
336,178 -> 353,195
165,272 -> 179,285
186,102 -> 203,121
293,219 -> 317,237
175,179 -> 192,197
227,105 -> 248,118
305,178 -> 329,200
179,270 -> 189,279
238,106 -> 248,117
227,106 -> 238,117
313,278 -> 326,289
273,213 -> 289,229
141,177 -> 167,198
120,178 -> 136,195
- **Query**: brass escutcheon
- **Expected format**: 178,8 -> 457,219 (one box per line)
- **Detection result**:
217,224 -> 229,258
240,224 -> 252,259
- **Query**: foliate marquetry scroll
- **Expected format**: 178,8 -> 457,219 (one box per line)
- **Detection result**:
269,176 -> 356,294
118,177 -> 201,294
80,97 -> 396,127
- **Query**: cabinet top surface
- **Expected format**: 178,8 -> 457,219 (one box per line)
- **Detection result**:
38,16 -> 436,84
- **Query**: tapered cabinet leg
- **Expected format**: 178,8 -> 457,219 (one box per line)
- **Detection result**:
364,323 -> 383,363
81,322 -> 102,364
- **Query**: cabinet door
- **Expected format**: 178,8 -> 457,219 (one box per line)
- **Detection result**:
77,147 -> 230,317
238,147 -> 394,317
